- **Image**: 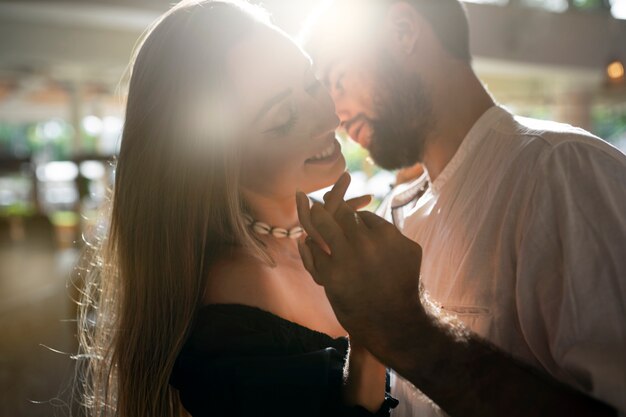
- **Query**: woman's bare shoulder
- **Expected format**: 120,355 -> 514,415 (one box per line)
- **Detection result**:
202,249 -> 280,310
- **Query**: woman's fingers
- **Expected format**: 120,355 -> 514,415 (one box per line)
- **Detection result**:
297,239 -> 316,275
297,174 -> 369,252
346,195 -> 372,211
334,202 -> 363,238
323,172 -> 351,215
296,190 -> 328,251
304,237 -> 333,285
357,211 -> 391,230
310,203 -> 349,257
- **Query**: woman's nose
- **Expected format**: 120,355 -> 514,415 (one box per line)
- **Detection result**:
304,89 -> 340,138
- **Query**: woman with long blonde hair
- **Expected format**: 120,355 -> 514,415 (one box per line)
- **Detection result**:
76,1 -> 399,416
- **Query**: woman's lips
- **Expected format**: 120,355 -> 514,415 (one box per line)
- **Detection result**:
305,139 -> 341,165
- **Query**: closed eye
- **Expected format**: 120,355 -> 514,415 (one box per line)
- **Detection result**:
264,105 -> 299,137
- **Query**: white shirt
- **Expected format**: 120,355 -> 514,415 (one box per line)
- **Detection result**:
387,106 -> 626,416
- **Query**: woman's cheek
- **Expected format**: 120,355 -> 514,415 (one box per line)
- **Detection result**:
240,147 -> 302,194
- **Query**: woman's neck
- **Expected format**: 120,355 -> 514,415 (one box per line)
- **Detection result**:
243,189 -> 300,230
241,188 -> 304,260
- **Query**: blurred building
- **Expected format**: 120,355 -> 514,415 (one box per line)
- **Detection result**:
0,1 -> 625,416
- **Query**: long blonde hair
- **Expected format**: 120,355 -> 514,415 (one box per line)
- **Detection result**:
76,2 -> 273,416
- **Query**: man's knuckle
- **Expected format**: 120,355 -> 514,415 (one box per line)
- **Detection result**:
377,225 -> 391,234
359,241 -> 377,259
337,208 -> 354,225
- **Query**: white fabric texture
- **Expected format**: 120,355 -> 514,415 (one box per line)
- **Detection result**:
387,106 -> 626,416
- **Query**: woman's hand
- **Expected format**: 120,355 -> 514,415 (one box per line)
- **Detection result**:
342,341 -> 387,412
297,172 -> 372,253
296,172 -> 424,353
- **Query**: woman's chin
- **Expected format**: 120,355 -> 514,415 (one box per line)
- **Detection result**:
302,156 -> 347,194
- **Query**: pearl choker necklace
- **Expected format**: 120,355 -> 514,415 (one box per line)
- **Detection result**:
244,215 -> 305,240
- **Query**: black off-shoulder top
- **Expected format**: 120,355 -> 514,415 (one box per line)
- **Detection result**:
169,304 -> 399,416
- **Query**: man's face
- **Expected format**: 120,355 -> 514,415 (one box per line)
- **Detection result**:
321,53 -> 377,149
314,42 -> 435,171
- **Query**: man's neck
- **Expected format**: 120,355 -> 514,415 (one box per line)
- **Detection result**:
422,67 -> 494,182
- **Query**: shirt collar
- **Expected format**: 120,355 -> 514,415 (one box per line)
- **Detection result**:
390,173 -> 429,209
428,105 -> 510,196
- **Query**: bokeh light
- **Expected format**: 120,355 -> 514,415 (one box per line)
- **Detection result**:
608,60 -> 625,82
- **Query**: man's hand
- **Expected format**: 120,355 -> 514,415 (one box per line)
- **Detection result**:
295,173 -> 617,417
295,172 -> 425,346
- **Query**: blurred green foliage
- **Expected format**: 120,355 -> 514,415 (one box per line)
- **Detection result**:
0,201 -> 35,217
593,105 -> 626,144
572,0 -> 606,11
337,130 -> 382,177
50,210 -> 79,227
0,120 -> 74,160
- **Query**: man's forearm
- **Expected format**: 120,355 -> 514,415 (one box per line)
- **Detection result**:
368,304 -> 616,417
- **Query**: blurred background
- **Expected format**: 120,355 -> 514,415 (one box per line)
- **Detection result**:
0,0 -> 625,416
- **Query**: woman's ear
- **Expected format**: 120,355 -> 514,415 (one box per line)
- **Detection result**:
384,1 -> 421,57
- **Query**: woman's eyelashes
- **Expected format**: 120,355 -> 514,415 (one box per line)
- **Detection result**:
266,104 -> 298,137
262,80 -> 321,137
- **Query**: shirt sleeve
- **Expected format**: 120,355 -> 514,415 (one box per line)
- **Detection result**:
172,347 -> 398,417
515,140 -> 626,414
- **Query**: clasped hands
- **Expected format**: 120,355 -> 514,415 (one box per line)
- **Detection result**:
295,172 -> 425,349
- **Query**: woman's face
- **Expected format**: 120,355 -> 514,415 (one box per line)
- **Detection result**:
228,27 -> 346,199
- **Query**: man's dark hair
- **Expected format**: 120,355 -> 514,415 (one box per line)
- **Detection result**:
394,0 -> 471,62
302,0 -> 471,62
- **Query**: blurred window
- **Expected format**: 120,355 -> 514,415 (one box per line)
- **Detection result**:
520,0 -> 569,12
462,0 -> 509,5
0,173 -> 34,217
611,0 -> 626,19
81,115 -> 122,156
36,161 -> 79,212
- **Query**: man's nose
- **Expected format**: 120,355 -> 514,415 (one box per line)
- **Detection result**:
327,91 -> 352,126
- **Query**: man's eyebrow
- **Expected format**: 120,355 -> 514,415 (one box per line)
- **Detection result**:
253,88 -> 292,123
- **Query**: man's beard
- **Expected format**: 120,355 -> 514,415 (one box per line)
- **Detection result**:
367,52 -> 435,171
